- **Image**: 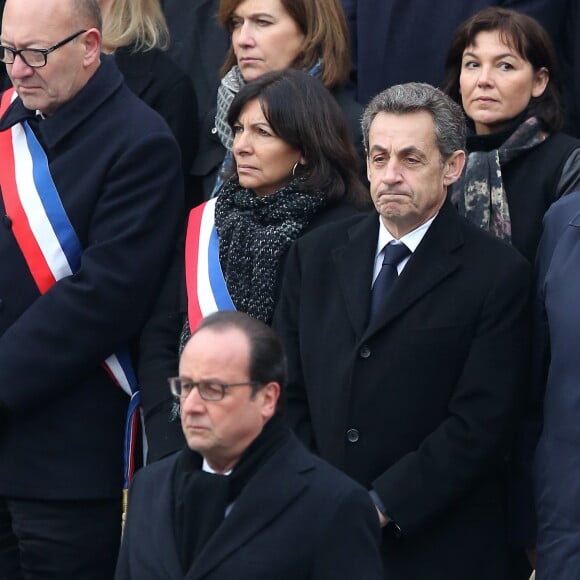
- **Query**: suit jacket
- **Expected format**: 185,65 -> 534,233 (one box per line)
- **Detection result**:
273,202 -> 531,579
341,0 -> 567,105
116,432 -> 384,580
0,55 -> 182,499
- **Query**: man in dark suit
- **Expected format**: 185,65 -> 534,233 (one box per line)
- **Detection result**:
273,82 -> 531,579
0,0 -> 182,577
116,311 -> 384,580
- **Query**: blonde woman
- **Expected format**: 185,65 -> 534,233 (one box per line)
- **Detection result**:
99,0 -> 197,206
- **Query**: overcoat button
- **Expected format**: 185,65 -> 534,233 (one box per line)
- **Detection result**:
346,428 -> 360,443
359,345 -> 371,358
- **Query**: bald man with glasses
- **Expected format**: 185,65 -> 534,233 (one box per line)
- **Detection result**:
0,0 -> 182,577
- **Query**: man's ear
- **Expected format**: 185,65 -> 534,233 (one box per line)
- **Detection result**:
82,28 -> 101,67
259,381 -> 280,421
443,150 -> 466,186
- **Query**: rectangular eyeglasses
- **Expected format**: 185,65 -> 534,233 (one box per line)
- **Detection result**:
0,30 -> 87,68
168,377 -> 261,402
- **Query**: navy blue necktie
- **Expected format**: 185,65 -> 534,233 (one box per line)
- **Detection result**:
369,242 -> 411,318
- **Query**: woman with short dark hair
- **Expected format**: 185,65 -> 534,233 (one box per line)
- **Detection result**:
444,7 -> 580,263
138,69 -> 367,462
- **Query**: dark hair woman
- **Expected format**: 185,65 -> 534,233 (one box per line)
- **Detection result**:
444,7 -> 580,262
138,69 -> 367,461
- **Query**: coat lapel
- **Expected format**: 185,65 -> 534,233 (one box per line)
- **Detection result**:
145,458 -> 185,578
332,212 -> 379,339
364,202 -> 464,339
186,438 -> 313,580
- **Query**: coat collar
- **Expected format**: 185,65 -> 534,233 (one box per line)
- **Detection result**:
333,201 -> 464,340
113,46 -> 157,98
186,435 -> 314,580
0,55 -> 124,148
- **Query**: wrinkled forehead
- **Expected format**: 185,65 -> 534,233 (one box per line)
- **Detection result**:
369,111 -> 438,150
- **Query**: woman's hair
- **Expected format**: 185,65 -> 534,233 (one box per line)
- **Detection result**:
227,69 -> 367,206
443,7 -> 563,132
217,0 -> 351,88
100,0 -> 169,52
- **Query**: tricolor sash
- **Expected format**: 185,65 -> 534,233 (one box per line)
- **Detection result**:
0,88 -> 141,491
185,198 -> 235,331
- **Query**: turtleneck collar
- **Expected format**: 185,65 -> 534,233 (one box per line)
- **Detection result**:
466,111 -> 528,152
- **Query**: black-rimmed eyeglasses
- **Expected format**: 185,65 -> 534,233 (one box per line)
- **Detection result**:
168,377 -> 261,402
0,30 -> 87,68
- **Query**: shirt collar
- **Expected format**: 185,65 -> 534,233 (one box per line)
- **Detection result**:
202,457 -> 232,476
376,213 -> 437,258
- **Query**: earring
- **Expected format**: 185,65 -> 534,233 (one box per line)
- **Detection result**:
292,162 -> 304,177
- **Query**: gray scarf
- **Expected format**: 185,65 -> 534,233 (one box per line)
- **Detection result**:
215,65 -> 246,152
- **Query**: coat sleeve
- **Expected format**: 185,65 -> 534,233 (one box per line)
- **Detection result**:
372,252 -> 532,535
138,244 -> 186,462
0,129 -> 182,414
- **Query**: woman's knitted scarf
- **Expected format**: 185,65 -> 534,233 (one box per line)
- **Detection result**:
214,176 -> 325,323
178,177 -> 326,355
451,116 -> 549,243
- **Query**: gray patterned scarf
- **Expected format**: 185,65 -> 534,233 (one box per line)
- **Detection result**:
451,117 -> 549,242
215,65 -> 246,152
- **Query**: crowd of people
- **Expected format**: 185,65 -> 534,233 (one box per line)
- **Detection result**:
0,0 -> 579,578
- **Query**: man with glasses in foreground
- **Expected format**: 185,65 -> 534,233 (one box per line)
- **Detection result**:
116,311 -> 383,580
0,0 -> 182,577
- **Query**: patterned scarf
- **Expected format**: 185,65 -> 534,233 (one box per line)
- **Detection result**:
215,65 -> 246,152
451,116 -> 549,242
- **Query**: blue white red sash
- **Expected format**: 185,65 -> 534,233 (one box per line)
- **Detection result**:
185,198 -> 235,331
0,88 -> 140,490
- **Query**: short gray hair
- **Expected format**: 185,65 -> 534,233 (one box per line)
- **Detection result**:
71,0 -> 103,33
361,82 -> 466,160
